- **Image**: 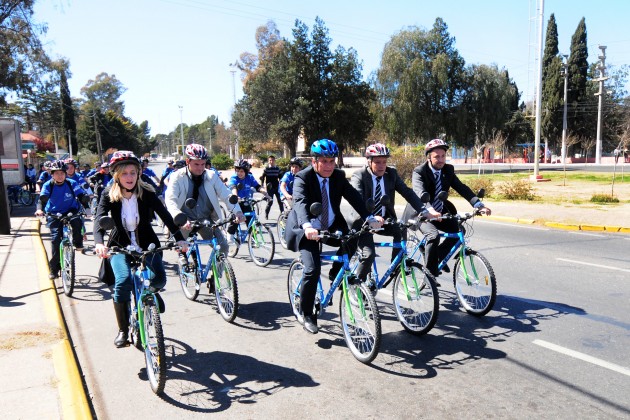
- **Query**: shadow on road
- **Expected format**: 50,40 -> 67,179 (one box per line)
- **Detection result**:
155,337 -> 318,412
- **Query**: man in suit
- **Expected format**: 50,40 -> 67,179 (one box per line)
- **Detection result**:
285,139 -> 382,334
402,139 -> 491,277
350,143 -> 431,282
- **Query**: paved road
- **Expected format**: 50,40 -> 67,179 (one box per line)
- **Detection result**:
45,196 -> 630,418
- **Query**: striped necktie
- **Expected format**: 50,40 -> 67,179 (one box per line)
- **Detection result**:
373,176 -> 383,216
432,171 -> 443,212
320,179 -> 329,229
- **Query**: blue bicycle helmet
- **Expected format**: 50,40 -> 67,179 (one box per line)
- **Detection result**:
310,139 -> 339,157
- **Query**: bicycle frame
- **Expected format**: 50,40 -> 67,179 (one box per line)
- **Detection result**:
130,258 -> 160,349
183,233 -> 221,287
234,198 -> 264,243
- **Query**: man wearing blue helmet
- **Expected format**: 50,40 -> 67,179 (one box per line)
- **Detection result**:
285,139 -> 382,334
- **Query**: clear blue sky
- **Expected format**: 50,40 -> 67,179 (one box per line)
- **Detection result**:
34,0 -> 630,136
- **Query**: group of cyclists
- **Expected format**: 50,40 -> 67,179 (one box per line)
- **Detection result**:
36,138 -> 490,346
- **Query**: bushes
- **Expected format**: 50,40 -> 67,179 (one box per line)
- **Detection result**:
590,194 -> 619,203
464,177 -> 494,197
275,157 -> 291,170
212,153 -> 233,170
498,179 -> 536,200
389,147 -> 425,183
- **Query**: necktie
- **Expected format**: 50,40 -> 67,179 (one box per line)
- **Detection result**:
373,176 -> 383,216
192,177 -> 203,201
320,179 -> 329,229
432,172 -> 443,212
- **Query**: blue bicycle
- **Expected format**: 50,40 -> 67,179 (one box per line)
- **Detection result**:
287,221 -> 381,364
225,195 -> 275,267
355,219 -> 440,335
88,215 -> 179,394
178,198 -> 239,323
47,210 -> 85,297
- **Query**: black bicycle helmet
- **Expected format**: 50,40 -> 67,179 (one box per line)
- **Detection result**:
234,159 -> 251,172
289,157 -> 303,167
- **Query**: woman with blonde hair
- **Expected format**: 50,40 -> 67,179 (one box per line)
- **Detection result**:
93,151 -> 187,348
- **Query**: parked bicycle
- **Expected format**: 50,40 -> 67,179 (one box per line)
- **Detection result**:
178,197 -> 239,323
409,190 -> 497,316
287,204 -> 382,364
224,194 -> 275,267
356,217 -> 440,336
86,215 -> 180,394
7,183 -> 34,206
46,210 -> 85,296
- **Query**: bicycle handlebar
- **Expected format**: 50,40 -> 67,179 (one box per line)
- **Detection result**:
45,210 -> 85,222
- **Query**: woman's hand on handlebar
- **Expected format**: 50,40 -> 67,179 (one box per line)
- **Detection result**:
35,209 -> 44,217
478,206 -> 491,216
95,244 -> 109,258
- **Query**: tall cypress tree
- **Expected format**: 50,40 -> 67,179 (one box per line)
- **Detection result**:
567,18 -> 589,142
58,60 -> 77,154
541,14 -> 563,151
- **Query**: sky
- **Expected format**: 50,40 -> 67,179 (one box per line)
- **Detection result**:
34,0 -> 630,136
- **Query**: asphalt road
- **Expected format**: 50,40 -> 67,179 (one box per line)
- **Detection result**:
45,192 -> 630,418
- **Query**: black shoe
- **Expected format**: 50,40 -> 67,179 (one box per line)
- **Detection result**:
155,293 -> 165,313
442,264 -> 450,273
48,271 -> 58,279
303,315 -> 318,334
114,330 -> 129,348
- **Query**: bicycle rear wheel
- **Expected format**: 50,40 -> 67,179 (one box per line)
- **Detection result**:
277,212 -> 288,249
18,188 -> 33,205
339,282 -> 381,364
60,242 -> 75,297
214,257 -> 239,322
143,299 -> 166,394
453,249 -> 496,316
286,259 -> 304,324
392,261 -> 439,335
179,252 -> 200,301
248,222 -> 275,267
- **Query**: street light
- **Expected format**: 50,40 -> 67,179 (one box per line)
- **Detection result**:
229,63 -> 238,159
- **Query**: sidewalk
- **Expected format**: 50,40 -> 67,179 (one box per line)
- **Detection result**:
0,204 -> 92,419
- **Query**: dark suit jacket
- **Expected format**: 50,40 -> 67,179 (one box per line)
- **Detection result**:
350,166 -> 426,220
402,161 -> 481,219
285,166 -> 371,252
93,185 -> 184,249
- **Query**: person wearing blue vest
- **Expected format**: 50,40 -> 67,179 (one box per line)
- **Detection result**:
279,157 -> 303,203
35,160 -> 89,279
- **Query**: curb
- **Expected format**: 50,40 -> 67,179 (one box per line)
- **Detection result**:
32,219 -> 93,419
486,215 -> 535,224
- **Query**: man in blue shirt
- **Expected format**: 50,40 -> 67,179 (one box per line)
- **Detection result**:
35,160 -> 89,279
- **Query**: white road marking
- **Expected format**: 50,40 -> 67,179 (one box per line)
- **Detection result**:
533,339 -> 630,377
556,258 -> 630,273
478,220 -> 549,230
564,231 -> 607,238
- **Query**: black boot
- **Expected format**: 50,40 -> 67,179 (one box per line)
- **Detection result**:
113,302 -> 129,348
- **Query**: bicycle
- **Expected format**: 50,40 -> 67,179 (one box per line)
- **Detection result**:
225,195 -> 275,267
46,210 -> 85,297
7,183 -> 34,206
276,197 -> 292,249
410,207 -> 497,317
86,215 -> 178,394
356,218 -> 440,335
287,220 -> 382,364
178,198 -> 239,322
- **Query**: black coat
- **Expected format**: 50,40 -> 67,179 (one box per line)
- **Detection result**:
285,166 -> 371,252
93,185 -> 184,249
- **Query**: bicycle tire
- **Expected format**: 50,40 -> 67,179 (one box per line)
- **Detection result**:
248,222 -> 275,267
339,282 -> 381,364
225,224 -> 240,257
392,261 -> 439,335
453,249 -> 496,316
179,251 -> 200,301
18,188 -> 32,206
89,196 -> 98,216
214,257 -> 239,322
277,212 -> 288,249
286,259 -> 304,323
144,300 -> 166,394
60,242 -> 75,297
129,294 -> 142,351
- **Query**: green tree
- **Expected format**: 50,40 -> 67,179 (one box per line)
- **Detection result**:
567,18 -> 589,146
373,18 -> 466,145
80,72 -> 126,115
541,14 -> 564,152
55,60 -> 78,153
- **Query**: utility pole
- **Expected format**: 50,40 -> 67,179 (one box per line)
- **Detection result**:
532,0 -> 544,178
594,45 -> 608,164
561,54 -> 569,164
178,105 -> 185,157
68,130 -> 73,158
230,64 -> 238,159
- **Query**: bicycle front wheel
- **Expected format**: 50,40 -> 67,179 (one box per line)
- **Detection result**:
392,262 -> 439,335
144,299 -> 166,394
248,222 -> 275,267
287,259 -> 304,323
339,282 -> 381,364
453,249 -> 497,316
60,242 -> 75,297
214,257 -> 239,322
179,252 -> 200,301
129,294 -> 142,351
277,212 -> 288,249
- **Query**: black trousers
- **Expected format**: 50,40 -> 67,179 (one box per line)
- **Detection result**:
47,215 -> 84,273
351,221 -> 404,280
419,218 -> 460,276
264,184 -> 284,217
